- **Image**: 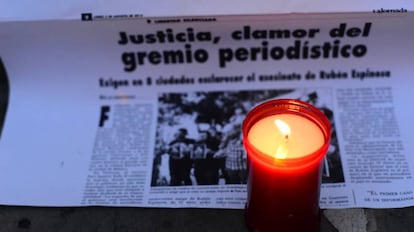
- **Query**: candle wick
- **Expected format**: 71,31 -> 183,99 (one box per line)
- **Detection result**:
285,135 -> 289,140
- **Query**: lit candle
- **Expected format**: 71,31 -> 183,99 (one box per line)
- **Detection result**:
242,99 -> 331,232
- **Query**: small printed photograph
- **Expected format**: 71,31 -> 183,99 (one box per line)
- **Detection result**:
150,88 -> 344,187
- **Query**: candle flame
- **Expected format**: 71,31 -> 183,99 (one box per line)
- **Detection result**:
274,119 -> 290,159
274,119 -> 291,137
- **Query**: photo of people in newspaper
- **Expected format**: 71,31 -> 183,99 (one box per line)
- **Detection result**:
151,88 -> 344,187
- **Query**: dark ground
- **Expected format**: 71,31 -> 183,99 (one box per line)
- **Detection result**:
1,206 -> 414,232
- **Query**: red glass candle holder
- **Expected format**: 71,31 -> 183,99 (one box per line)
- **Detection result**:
242,99 -> 331,232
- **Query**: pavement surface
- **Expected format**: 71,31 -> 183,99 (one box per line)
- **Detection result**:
1,206 -> 414,231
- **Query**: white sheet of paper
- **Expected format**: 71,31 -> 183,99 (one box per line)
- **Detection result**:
0,12 -> 413,208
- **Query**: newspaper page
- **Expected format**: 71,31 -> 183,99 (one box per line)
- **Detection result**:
1,0 -> 413,22
0,12 -> 413,209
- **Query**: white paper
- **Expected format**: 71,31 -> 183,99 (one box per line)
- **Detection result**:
0,12 -> 413,209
